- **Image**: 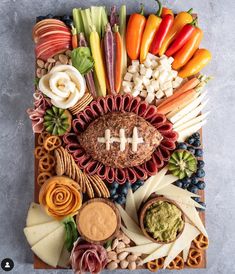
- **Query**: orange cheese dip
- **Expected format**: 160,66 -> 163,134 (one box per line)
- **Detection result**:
78,202 -> 117,241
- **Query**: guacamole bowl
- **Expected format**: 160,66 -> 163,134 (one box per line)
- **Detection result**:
139,196 -> 185,244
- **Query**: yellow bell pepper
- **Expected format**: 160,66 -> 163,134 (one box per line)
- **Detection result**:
159,10 -> 193,56
178,48 -> 212,78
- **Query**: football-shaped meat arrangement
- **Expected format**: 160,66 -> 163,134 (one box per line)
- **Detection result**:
78,112 -> 163,168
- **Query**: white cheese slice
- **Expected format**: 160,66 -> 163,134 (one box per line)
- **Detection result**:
26,202 -> 53,227
177,120 -> 207,142
156,184 -> 200,198
121,225 -> 152,246
169,92 -> 207,123
24,221 -> 62,246
140,243 -> 173,265
155,174 -> 178,191
116,204 -> 142,234
123,242 -> 162,255
163,223 -> 200,268
31,225 -> 66,268
125,188 -> 138,223
175,201 -> 208,237
173,99 -> 209,128
163,195 -> 205,210
174,112 -> 209,132
183,241 -> 191,262
57,244 -> 70,268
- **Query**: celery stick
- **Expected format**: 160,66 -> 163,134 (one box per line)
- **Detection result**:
100,7 -> 108,38
90,6 -> 102,38
72,8 -> 84,34
119,5 -> 127,78
81,8 -> 93,41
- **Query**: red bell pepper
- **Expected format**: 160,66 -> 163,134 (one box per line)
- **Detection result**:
165,18 -> 197,57
150,13 -> 174,55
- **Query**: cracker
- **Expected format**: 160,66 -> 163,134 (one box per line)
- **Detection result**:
69,93 -> 93,115
54,149 -> 64,176
92,175 -> 110,198
83,174 -> 94,198
88,176 -> 102,197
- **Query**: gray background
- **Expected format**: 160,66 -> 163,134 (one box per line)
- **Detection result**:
0,0 -> 234,273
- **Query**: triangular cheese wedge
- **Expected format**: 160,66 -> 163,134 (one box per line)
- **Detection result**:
124,242 -> 162,255
156,184 -> 200,198
183,242 -> 191,262
26,202 -> 52,227
121,225 -> 152,246
31,225 -> 65,267
125,188 -> 138,223
163,223 -> 200,268
24,221 -> 62,246
154,175 -> 178,192
58,244 -> 70,269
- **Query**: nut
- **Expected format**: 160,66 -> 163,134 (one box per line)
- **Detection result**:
47,63 -> 53,72
118,251 -> 129,261
65,50 -> 72,57
47,57 -> 55,63
54,54 -> 59,61
44,62 -> 49,69
59,54 -> 68,64
106,261 -> 118,270
107,251 -> 117,261
128,261 -> 136,270
55,61 -> 62,66
37,59 -> 45,68
41,69 -> 47,76
132,252 -> 142,257
36,68 -> 42,78
116,231 -> 124,240
120,260 -> 129,269
127,254 -> 137,262
122,235 -> 131,245
117,241 -> 126,250
111,238 -> 119,250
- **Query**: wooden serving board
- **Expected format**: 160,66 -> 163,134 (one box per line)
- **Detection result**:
33,130 -> 206,270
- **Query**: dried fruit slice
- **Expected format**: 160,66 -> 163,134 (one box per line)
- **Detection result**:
44,106 -> 72,136
168,150 -> 197,179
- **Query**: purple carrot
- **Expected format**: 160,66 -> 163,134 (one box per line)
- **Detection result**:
110,6 -> 118,28
78,32 -> 97,98
104,23 -> 116,95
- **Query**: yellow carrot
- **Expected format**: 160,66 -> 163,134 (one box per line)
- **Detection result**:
158,89 -> 196,114
90,27 -> 106,96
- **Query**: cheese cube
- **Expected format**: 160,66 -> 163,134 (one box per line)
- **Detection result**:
134,82 -> 143,90
128,65 -> 139,73
140,64 -> 146,75
122,81 -> 133,88
159,57 -> 169,67
124,72 -> 133,81
145,68 -> 152,78
133,77 -> 143,87
147,53 -> 158,61
140,90 -> 148,98
164,87 -> 173,97
143,77 -> 150,87
155,89 -> 165,99
132,89 -> 140,97
144,58 -> 152,68
151,60 -> 158,69
132,60 -> 140,67
159,70 -> 168,83
133,72 -> 140,82
175,76 -> 183,84
145,93 -> 155,103
152,70 -> 160,79
147,85 -> 155,93
168,56 -> 174,64
171,70 -> 178,78
161,81 -> 172,91
172,80 -> 180,88
123,86 -> 132,93
151,80 -> 160,91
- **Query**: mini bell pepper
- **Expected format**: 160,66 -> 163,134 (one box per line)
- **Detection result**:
178,48 -> 212,78
140,0 -> 163,63
161,7 -> 174,17
166,18 -> 197,56
150,13 -> 174,55
126,4 -> 146,60
172,27 -> 203,70
159,9 -> 193,56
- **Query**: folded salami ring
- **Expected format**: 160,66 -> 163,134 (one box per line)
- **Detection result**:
84,160 -> 101,175
90,100 -> 105,116
114,94 -> 124,111
160,140 -> 176,151
66,143 -> 82,154
157,122 -> 173,133
153,149 -> 165,168
144,159 -> 158,176
134,101 -> 148,117
96,165 -> 107,180
77,111 -> 92,124
106,167 -> 115,183
72,118 -> 87,134
158,146 -> 171,161
160,131 -> 178,142
63,133 -> 78,145
127,96 -> 141,112
115,168 -> 126,184
132,165 -> 148,181
77,155 -> 93,169
73,151 -> 86,163
125,167 -> 137,184
121,94 -> 133,111
83,106 -> 96,122
106,95 -> 116,112
96,96 -> 108,114
150,113 -> 166,125
143,105 -> 158,121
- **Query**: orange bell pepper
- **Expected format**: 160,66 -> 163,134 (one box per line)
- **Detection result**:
159,9 -> 193,56
161,7 -> 173,17
172,27 -> 203,70
178,48 -> 212,78
126,5 -> 146,60
140,0 -> 162,63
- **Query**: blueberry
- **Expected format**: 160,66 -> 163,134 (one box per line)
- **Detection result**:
116,195 -> 126,205
192,197 -> 200,202
177,142 -> 187,150
125,181 -> 131,189
46,13 -> 54,18
197,181 -> 206,190
193,139 -> 201,147
111,194 -> 119,201
132,184 -> 140,192
195,149 -> 203,158
181,178 -> 191,189
192,132 -> 200,139
135,179 -> 144,186
187,146 -> 195,155
196,169 -> 205,178
109,188 -> 117,197
197,160 -> 205,169
187,137 -> 195,145
190,175 -> 198,185
197,202 -> 206,211
120,186 -> 128,196
187,185 -> 198,194
174,180 -> 183,188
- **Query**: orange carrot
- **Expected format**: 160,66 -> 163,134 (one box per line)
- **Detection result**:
71,25 -> 78,49
114,25 -> 123,93
158,89 -> 196,114
159,77 -> 200,108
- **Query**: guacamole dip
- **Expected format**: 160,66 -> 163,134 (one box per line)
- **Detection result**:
144,201 -> 184,242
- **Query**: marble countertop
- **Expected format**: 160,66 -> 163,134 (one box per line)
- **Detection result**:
0,0 -> 234,273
